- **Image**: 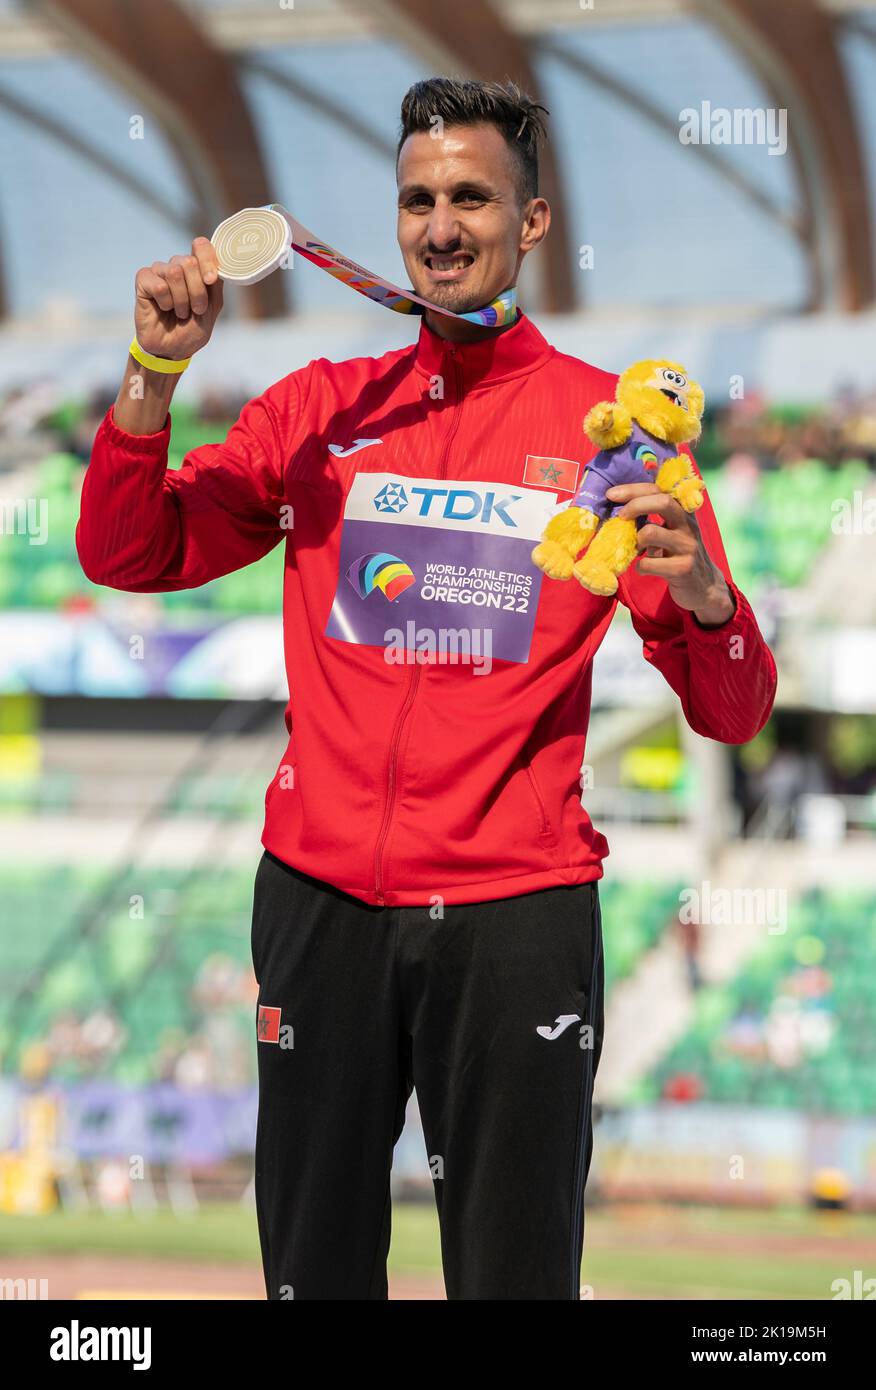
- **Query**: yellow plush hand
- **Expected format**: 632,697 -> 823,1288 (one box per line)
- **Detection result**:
673,476 -> 705,512
584,400 -> 632,450
655,455 -> 705,512
655,455 -> 690,494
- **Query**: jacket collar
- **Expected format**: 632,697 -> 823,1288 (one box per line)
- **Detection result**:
413,308 -> 554,390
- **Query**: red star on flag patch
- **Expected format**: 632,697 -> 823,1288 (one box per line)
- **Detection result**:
257,1005 -> 281,1043
522,456 -> 581,494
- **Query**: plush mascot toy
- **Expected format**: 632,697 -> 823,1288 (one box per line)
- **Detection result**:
532,359 -> 706,596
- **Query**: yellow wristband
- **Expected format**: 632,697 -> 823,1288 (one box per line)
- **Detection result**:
129,337 -> 192,374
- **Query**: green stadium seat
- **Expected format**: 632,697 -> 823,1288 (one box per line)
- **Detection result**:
642,886 -> 876,1113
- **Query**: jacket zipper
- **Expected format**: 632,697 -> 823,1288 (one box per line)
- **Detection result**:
373,349 -> 464,904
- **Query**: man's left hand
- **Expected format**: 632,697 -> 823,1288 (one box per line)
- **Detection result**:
605,482 -> 736,628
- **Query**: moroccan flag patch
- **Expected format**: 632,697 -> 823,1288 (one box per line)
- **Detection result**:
257,1005 -> 281,1043
522,455 -> 581,494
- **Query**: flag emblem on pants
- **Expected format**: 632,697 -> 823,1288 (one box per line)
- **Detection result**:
257,1005 -> 281,1043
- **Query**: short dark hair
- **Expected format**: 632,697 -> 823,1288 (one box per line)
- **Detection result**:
397,77 -> 548,202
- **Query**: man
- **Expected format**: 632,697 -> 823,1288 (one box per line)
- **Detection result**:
76,77 -> 777,1300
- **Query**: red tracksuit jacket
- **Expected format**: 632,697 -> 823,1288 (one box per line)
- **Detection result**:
77,311 -> 777,906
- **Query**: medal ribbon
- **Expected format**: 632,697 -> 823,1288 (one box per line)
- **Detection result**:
268,204 -> 517,327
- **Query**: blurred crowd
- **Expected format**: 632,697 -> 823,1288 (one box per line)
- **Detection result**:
0,378 -> 250,461
3,374 -> 876,473
699,382 -> 876,472
23,952 -> 257,1090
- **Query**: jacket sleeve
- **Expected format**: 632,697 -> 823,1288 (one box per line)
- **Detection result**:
76,367 -> 309,592
616,446 -> 778,744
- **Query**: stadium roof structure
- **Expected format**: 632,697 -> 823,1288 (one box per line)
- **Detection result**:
0,0 -> 875,319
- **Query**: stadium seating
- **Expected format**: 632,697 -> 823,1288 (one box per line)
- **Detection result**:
1,398 -> 870,618
639,888 -> 876,1116
0,866 -> 681,1086
3,862 -> 873,1117
598,879 -> 683,993
700,458 -> 871,595
0,865 -> 256,1087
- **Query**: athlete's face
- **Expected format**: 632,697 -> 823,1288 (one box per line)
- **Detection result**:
396,123 -> 550,336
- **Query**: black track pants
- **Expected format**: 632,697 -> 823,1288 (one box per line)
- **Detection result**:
251,849 -> 604,1301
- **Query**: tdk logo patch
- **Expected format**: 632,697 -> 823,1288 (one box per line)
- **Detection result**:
374,481 -> 521,527
374,482 -> 408,513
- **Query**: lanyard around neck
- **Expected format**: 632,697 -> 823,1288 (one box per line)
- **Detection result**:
211,204 -> 518,328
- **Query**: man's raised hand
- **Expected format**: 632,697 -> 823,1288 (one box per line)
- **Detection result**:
133,236 -> 224,362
